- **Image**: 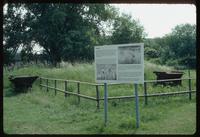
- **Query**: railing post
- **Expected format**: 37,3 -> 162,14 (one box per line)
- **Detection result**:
104,83 -> 108,126
144,81 -> 148,105
188,70 -> 191,100
55,80 -> 57,95
64,81 -> 67,98
144,74 -> 148,105
77,82 -> 80,104
96,85 -> 100,109
134,83 -> 140,128
40,77 -> 42,90
46,79 -> 49,92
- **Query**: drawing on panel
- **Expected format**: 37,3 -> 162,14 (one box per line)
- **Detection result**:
118,46 -> 141,64
96,64 -> 117,80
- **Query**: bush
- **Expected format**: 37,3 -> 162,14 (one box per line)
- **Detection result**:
148,58 -> 162,65
145,47 -> 159,59
165,59 -> 179,67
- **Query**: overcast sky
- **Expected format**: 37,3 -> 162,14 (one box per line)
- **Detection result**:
111,4 -> 196,38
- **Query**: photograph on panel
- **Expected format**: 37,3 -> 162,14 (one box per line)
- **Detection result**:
118,46 -> 141,64
96,64 -> 117,80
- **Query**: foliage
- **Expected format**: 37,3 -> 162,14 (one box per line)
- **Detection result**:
3,4 -> 118,66
20,46 -> 34,63
144,38 -> 164,60
3,48 -> 15,65
3,4 -> 31,64
144,47 -> 159,59
3,4 -> 196,69
163,24 -> 196,68
144,24 -> 196,69
3,4 -> 145,66
111,13 -> 146,44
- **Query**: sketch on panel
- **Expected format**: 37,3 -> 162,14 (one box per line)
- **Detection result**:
118,46 -> 141,64
96,64 -> 117,80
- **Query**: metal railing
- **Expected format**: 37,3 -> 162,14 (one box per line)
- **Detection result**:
39,76 -> 196,109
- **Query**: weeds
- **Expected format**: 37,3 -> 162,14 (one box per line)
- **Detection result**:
3,62 -> 196,134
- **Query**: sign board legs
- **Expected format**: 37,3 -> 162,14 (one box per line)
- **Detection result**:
104,83 -> 108,126
134,83 -> 140,128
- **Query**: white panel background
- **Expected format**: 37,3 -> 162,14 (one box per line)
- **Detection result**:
95,43 -> 144,84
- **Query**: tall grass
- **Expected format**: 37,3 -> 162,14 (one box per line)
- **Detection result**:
3,61 -> 196,134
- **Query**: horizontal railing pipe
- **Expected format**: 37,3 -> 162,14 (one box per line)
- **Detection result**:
40,77 -> 99,86
39,76 -> 196,105
98,90 -> 196,100
40,77 -> 195,86
40,84 -> 96,101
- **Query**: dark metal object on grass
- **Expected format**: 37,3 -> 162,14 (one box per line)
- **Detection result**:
153,71 -> 184,86
9,75 -> 38,91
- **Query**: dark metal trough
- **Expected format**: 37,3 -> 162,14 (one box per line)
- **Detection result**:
9,75 -> 38,91
153,71 -> 184,86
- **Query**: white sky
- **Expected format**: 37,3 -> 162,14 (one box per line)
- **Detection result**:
111,4 -> 196,38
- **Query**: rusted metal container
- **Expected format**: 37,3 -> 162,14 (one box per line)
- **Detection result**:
153,71 -> 184,86
9,75 -> 38,91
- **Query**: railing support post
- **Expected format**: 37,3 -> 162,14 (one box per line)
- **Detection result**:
77,82 -> 80,104
55,80 -> 57,95
104,83 -> 108,126
144,81 -> 148,105
64,81 -> 67,98
40,77 -> 42,90
96,85 -> 100,109
46,79 -> 49,92
134,83 -> 140,128
188,70 -> 191,100
144,74 -> 148,105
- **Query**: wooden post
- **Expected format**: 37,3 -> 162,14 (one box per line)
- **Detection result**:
104,83 -> 108,126
77,82 -> 80,104
64,81 -> 67,98
144,81 -> 148,105
188,70 -> 191,100
96,85 -> 100,109
144,74 -> 148,105
55,80 -> 57,95
46,79 -> 49,92
40,77 -> 42,89
134,83 -> 140,128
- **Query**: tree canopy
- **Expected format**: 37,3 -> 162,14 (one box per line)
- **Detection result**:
3,4 -> 109,65
145,23 -> 196,69
4,4 -> 195,69
111,13 -> 146,44
23,4 -> 116,66
3,3 -> 145,66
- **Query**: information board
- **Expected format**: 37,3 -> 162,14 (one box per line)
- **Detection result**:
95,43 -> 144,84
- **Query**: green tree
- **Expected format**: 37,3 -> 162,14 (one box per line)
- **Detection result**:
20,46 -> 34,63
4,4 -> 147,66
3,4 -> 116,66
24,4 -> 115,66
3,3 -> 31,64
144,24 -> 196,69
163,24 -> 196,68
144,37 -> 166,64
111,13 -> 146,44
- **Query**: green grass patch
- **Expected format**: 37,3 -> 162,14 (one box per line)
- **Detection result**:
3,62 -> 196,134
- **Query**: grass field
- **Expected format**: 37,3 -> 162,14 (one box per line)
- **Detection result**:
3,62 -> 197,134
